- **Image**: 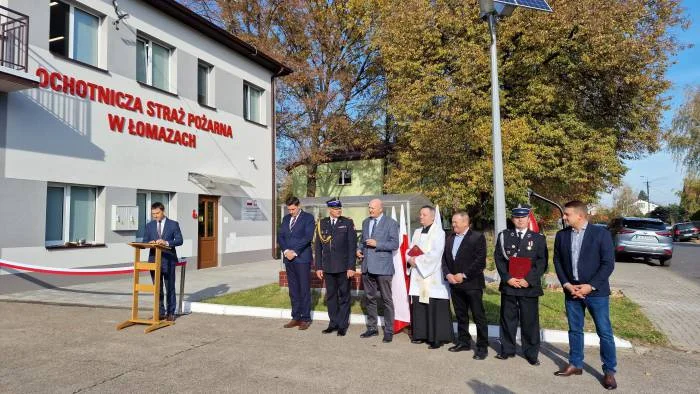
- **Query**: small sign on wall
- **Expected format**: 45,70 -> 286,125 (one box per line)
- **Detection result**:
242,199 -> 264,221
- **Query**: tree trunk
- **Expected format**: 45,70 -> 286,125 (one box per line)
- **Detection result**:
305,162 -> 318,198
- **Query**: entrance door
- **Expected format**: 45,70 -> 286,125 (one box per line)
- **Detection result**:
198,195 -> 219,269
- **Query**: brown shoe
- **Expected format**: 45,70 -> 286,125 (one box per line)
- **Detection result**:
283,320 -> 300,328
554,364 -> 583,377
166,314 -> 175,322
602,373 -> 617,390
298,321 -> 311,330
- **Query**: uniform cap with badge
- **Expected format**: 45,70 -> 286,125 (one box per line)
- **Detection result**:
503,204 -> 533,278
511,204 -> 530,218
326,197 -> 342,208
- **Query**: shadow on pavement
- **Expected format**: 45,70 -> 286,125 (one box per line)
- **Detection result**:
467,379 -> 515,393
186,284 -> 230,302
539,342 -> 604,380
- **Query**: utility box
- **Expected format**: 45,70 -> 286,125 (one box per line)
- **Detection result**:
112,205 -> 139,231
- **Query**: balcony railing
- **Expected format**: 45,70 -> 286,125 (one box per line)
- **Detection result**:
0,5 -> 29,72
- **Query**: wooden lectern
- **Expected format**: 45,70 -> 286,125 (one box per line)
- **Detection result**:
117,242 -> 173,333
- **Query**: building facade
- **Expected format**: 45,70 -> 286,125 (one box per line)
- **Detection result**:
0,0 -> 290,275
633,200 -> 659,215
289,158 -> 385,198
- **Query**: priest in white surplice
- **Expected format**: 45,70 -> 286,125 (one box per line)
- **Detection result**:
406,205 -> 454,348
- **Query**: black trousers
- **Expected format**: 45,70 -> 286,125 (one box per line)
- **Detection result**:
363,273 -> 394,335
499,294 -> 540,361
451,287 -> 488,351
325,272 -> 351,329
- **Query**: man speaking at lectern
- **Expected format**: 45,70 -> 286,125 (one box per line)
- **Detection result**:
143,202 -> 183,321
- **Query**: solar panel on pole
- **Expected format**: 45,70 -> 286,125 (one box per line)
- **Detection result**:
515,0 -> 553,12
493,0 -> 518,5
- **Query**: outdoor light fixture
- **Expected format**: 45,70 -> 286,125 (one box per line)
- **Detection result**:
479,0 -> 552,235
112,0 -> 130,30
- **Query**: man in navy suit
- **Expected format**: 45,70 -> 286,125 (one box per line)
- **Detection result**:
278,196 -> 315,330
142,202 -> 183,322
553,200 -> 617,390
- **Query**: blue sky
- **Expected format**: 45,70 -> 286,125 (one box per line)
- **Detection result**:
599,0 -> 699,206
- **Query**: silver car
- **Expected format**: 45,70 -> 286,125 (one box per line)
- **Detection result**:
609,217 -> 673,266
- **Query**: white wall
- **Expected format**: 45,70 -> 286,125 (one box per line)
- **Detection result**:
0,0 -> 276,270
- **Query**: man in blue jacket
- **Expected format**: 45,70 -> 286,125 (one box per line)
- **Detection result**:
357,198 -> 399,343
142,202 -> 183,322
553,200 -> 617,390
278,196 -> 315,330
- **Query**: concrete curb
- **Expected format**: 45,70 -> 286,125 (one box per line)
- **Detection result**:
186,302 -> 633,349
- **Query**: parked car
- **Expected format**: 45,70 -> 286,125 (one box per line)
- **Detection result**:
609,217 -> 673,266
672,222 -> 699,242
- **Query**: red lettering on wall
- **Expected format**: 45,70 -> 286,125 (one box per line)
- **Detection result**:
107,114 -> 126,133
34,67 -> 237,149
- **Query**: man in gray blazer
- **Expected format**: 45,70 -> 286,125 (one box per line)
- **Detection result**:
356,198 -> 400,342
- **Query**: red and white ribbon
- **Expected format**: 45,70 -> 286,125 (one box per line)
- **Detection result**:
0,259 -> 186,276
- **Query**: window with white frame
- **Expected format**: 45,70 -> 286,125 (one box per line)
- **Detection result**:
198,61 -> 213,106
243,83 -> 264,124
136,191 -> 171,240
45,185 -> 98,246
338,169 -> 352,185
49,1 -> 100,67
136,36 -> 171,91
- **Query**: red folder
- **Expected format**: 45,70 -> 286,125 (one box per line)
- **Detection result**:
407,245 -> 424,257
508,256 -> 532,279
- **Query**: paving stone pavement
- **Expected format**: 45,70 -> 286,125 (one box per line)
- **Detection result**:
2,302 -> 700,394
611,260 -> 700,352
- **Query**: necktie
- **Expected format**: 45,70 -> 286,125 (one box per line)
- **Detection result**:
517,231 -> 523,240
331,219 -> 336,228
290,215 -> 297,229
370,218 -> 377,237
157,221 -> 162,238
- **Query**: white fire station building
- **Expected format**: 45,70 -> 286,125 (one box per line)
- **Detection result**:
0,0 -> 289,280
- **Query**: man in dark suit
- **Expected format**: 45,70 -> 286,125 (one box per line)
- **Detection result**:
442,211 -> 488,359
142,202 -> 183,322
494,205 -> 548,365
314,198 -> 357,337
278,196 -> 316,330
357,198 -> 399,343
553,200 -> 617,390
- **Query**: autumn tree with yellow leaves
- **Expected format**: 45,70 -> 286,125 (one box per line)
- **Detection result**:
375,0 -> 687,219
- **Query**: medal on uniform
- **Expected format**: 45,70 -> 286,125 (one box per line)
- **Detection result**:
527,240 -> 533,251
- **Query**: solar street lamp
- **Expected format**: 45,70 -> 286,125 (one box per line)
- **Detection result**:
479,0 -> 552,234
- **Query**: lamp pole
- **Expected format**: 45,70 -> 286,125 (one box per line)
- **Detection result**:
487,13 -> 507,235
479,0 -> 552,233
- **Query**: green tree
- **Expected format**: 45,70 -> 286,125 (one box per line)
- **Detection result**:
638,190 -> 648,201
691,209 -> 700,221
666,204 -> 688,223
667,86 -> 700,175
375,0 -> 687,215
679,175 -> 700,214
649,206 -> 670,223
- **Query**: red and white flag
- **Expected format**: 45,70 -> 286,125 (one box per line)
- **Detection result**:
391,205 -> 411,333
528,210 -> 540,233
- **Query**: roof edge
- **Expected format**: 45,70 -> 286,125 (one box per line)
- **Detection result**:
145,0 -> 292,76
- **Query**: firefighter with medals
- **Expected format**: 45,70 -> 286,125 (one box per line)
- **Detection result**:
314,198 -> 358,336
494,205 -> 548,365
